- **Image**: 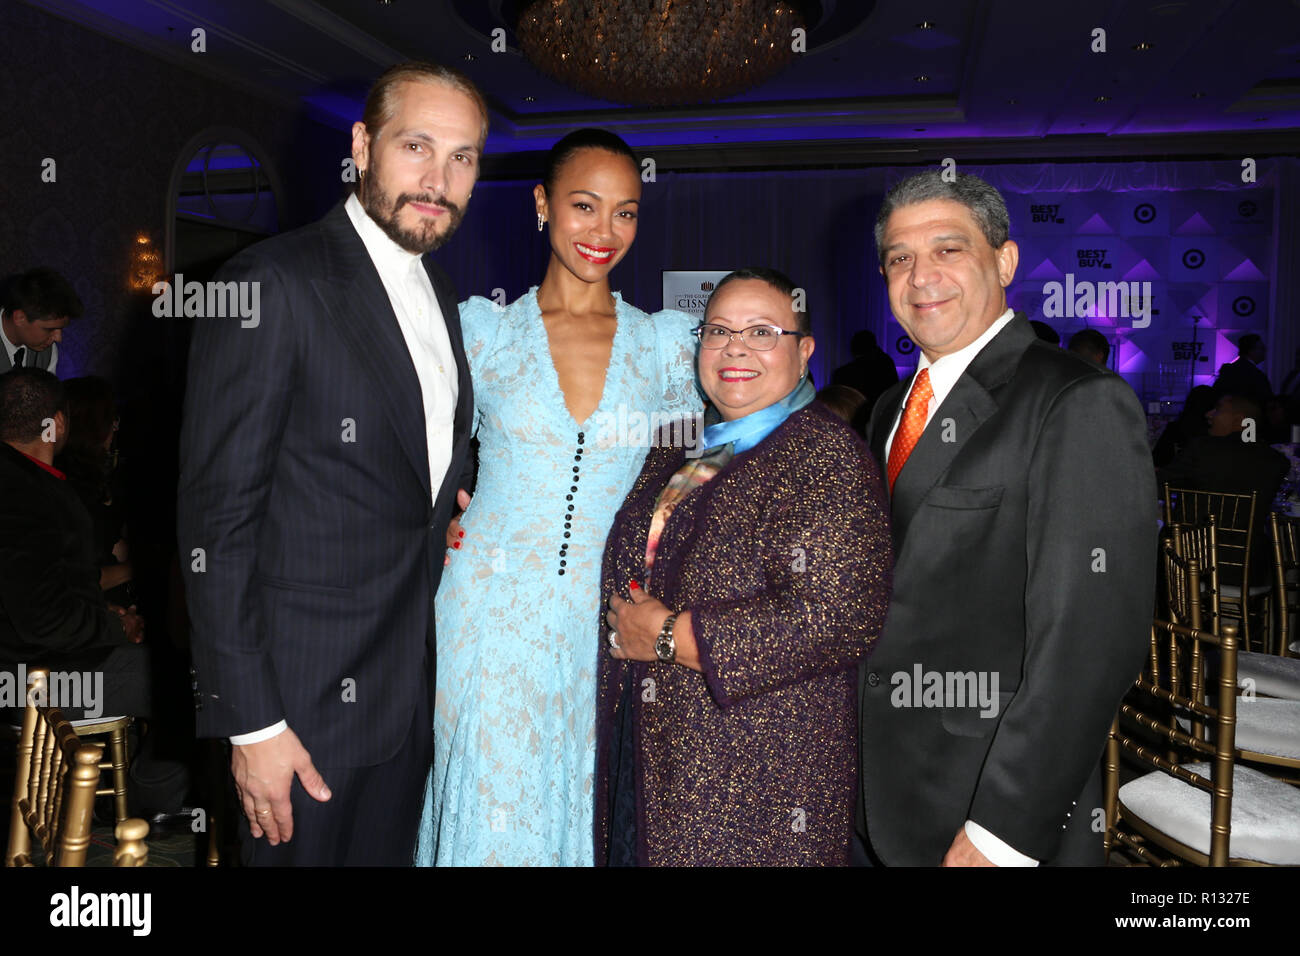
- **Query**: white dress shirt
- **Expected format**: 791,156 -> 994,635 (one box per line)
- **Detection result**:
1,312 -> 58,374
230,196 -> 460,747
883,308 -> 1038,867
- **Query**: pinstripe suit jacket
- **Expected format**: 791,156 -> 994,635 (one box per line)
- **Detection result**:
177,201 -> 473,767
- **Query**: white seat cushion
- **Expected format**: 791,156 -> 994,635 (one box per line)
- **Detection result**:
1120,762 -> 1300,864
1235,699 -> 1300,759
69,715 -> 128,728
1237,653 -> 1300,701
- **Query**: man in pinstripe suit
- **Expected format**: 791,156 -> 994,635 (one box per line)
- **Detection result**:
178,62 -> 484,865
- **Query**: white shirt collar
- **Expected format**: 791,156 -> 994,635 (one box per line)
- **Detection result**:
1,313 -> 21,363
914,308 -> 1016,409
344,193 -> 424,281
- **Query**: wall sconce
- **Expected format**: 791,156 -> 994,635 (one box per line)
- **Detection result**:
129,233 -> 162,291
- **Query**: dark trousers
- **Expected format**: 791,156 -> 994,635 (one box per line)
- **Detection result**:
240,685 -> 433,866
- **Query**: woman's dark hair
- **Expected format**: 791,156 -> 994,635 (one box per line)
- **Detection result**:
707,266 -> 811,335
543,128 -> 638,196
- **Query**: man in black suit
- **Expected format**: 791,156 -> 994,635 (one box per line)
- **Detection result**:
177,62 -> 483,865
857,171 -> 1155,866
0,368 -> 148,717
1158,393 -> 1289,587
1213,333 -> 1272,406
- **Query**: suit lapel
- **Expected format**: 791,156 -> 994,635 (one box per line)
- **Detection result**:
313,202 -> 431,496
888,314 -> 1036,543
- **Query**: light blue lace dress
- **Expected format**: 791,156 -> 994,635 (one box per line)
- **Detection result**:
416,288 -> 701,866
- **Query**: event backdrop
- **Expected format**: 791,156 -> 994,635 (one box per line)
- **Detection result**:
431,157 -> 1292,406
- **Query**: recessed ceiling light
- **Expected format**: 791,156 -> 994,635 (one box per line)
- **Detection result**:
1007,97 -> 1018,105
463,53 -> 476,61
915,21 -> 935,29
1191,91 -> 1206,98
1095,95 -> 1111,103
524,95 -> 535,102
1133,41 -> 1153,51
914,75 -> 929,82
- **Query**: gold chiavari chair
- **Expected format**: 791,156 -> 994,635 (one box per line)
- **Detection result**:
1163,523 -> 1217,631
1272,512 -> 1299,658
1104,620 -> 1300,866
6,670 -> 149,867
1165,485 -> 1265,651
1232,513 -> 1300,707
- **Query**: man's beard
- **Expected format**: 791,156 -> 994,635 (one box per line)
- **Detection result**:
361,175 -> 465,254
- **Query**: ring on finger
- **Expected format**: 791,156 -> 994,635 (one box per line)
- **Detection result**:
607,630 -> 620,650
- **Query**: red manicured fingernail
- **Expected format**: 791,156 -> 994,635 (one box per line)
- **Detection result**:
629,580 -> 639,591
458,530 -> 465,538
452,541 -> 461,550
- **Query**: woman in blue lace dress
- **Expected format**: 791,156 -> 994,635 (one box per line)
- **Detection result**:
416,130 -> 701,865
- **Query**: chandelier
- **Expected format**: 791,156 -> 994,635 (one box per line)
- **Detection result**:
514,0 -> 812,106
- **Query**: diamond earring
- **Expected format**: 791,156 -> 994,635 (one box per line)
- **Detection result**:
537,213 -> 546,232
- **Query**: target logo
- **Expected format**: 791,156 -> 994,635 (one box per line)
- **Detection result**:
1181,249 -> 1206,269
1232,296 -> 1256,317
1238,200 -> 1257,218
1133,203 -> 1156,224
896,336 -> 915,355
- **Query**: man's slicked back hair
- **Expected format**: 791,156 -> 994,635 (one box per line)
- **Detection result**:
874,170 -> 1011,266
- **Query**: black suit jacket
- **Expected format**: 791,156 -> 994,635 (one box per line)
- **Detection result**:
0,443 -> 127,669
858,313 -> 1156,865
177,201 -> 473,767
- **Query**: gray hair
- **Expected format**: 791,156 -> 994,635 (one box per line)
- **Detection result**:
873,171 -> 1011,266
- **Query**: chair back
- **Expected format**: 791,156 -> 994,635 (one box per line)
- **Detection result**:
6,669 -> 150,867
1165,485 -> 1255,589
6,670 -> 102,866
1271,513 -> 1299,658
1164,518 -> 1220,633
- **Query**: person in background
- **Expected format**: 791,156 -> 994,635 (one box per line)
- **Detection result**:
0,368 -> 147,715
816,383 -> 868,435
1067,328 -> 1110,368
1213,333 -> 1271,407
54,376 -> 131,600
1152,384 -> 1216,468
1157,393 -> 1289,588
1,267 -> 80,374
831,329 -> 899,414
1029,319 -> 1059,346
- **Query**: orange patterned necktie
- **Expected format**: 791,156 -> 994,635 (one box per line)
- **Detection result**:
887,367 -> 933,493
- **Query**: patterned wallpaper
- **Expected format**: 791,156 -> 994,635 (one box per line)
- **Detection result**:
0,1 -> 347,383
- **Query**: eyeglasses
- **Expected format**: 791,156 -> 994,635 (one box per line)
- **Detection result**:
693,323 -> 807,351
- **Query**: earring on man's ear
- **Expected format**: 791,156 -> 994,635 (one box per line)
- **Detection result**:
537,213 -> 546,232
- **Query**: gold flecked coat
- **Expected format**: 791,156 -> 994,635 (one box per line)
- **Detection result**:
595,403 -> 892,865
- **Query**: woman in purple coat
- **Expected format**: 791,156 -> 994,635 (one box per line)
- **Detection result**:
597,268 -> 893,865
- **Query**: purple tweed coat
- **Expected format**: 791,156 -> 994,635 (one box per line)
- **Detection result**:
595,402 -> 892,865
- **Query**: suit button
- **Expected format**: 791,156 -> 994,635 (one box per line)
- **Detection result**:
867,671 -> 880,687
